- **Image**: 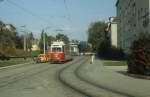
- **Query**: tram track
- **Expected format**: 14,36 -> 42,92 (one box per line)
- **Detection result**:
0,56 -> 127,97
58,56 -> 129,97
58,57 -> 90,97
0,63 -> 58,88
75,59 -> 132,97
0,57 -> 86,97
0,56 -> 81,88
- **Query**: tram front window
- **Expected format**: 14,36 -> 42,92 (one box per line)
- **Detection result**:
52,47 -> 62,52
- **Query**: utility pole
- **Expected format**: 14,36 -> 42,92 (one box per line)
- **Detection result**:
26,33 -> 29,51
21,25 -> 27,51
24,34 -> 26,51
42,30 -> 46,54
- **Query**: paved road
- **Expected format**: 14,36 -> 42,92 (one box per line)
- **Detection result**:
1,56 -> 148,97
0,57 -> 85,97
60,57 -> 127,97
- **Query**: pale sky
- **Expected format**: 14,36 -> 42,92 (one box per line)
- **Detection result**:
0,0 -> 116,41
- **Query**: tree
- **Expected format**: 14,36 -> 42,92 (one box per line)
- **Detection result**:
0,26 -> 17,56
0,21 -> 5,32
0,21 -> 38,59
71,40 -> 79,44
39,31 -> 44,53
128,33 -> 150,75
14,34 -> 24,49
56,33 -> 69,44
78,41 -> 92,53
88,21 -> 107,52
39,30 -> 48,53
47,35 -> 55,46
27,32 -> 34,51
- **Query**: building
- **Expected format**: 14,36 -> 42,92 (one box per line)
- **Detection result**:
116,0 -> 150,53
4,24 -> 16,32
107,17 -> 118,47
69,42 -> 79,55
31,44 -> 40,51
31,39 -> 40,51
0,21 -> 16,32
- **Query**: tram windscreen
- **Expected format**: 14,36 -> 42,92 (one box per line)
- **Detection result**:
52,47 -> 62,52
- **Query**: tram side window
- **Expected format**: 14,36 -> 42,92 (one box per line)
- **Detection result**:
62,46 -> 65,52
52,47 -> 62,52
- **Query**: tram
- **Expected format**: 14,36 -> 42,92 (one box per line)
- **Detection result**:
49,41 -> 72,63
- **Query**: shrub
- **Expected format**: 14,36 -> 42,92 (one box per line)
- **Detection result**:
98,40 -> 125,60
97,40 -> 110,58
0,53 -> 10,60
128,33 -> 150,75
14,49 -> 40,57
108,46 -> 125,60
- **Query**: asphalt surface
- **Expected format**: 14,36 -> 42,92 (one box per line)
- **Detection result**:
0,57 -> 85,97
59,56 -> 126,97
0,56 -> 149,97
78,59 -> 150,97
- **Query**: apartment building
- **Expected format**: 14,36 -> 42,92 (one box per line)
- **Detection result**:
116,0 -> 150,53
107,17 -> 118,47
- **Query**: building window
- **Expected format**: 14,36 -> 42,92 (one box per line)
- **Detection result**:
132,2 -> 135,7
133,24 -> 136,27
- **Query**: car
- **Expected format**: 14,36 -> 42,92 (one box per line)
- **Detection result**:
36,54 -> 49,63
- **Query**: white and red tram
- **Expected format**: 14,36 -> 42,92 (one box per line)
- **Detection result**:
48,41 -> 72,63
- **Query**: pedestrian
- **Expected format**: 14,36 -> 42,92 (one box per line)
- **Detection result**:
91,53 -> 95,64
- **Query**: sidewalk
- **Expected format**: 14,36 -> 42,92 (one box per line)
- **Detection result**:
77,59 -> 150,97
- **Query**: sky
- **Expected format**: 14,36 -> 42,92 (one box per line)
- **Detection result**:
0,0 -> 116,41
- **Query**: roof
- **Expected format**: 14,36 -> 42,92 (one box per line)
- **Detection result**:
51,41 -> 65,46
5,24 -> 16,30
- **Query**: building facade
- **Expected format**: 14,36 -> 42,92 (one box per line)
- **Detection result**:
69,42 -> 79,55
107,17 -> 118,47
31,39 -> 40,51
116,0 -> 150,53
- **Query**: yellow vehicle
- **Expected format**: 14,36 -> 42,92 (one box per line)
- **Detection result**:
36,54 -> 49,63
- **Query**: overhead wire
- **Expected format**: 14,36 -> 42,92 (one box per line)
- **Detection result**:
0,0 -> 4,2
63,0 -> 78,36
5,0 -> 56,27
63,0 -> 72,23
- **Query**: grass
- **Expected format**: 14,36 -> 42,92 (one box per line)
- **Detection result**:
101,60 -> 127,66
0,60 -> 32,67
14,50 -> 40,57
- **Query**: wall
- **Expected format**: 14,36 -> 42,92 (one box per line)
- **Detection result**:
116,0 -> 150,54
